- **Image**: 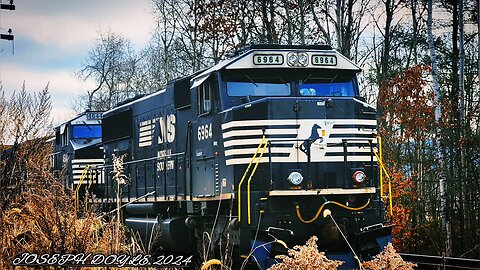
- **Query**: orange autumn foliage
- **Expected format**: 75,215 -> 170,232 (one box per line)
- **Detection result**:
378,65 -> 436,252
379,65 -> 436,144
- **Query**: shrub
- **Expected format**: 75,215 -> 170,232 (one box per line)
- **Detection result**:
363,243 -> 416,270
268,236 -> 343,270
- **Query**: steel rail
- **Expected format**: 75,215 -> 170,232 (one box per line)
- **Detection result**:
400,253 -> 480,270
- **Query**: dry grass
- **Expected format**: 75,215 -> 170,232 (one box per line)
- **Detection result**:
0,175 -> 130,269
267,237 -> 416,270
0,86 -> 136,269
268,236 -> 343,270
363,243 -> 416,270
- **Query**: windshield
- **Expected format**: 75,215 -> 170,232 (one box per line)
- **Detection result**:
224,69 -> 357,98
227,81 -> 291,96
72,125 -> 102,139
299,80 -> 355,97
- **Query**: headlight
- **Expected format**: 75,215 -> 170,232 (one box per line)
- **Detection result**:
287,53 -> 298,66
288,172 -> 303,185
352,171 -> 367,184
298,53 -> 308,66
287,52 -> 309,66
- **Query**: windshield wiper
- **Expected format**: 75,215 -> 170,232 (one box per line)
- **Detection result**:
276,75 -> 289,85
243,74 -> 258,87
302,73 -> 312,84
329,75 -> 338,83
82,121 -> 92,131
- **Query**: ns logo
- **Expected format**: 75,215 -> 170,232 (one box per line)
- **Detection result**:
299,124 -> 324,154
159,114 -> 176,144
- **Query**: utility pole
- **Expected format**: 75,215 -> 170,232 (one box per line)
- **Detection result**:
1,0 -> 15,41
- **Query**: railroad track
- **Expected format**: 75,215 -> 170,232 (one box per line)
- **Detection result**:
400,253 -> 480,269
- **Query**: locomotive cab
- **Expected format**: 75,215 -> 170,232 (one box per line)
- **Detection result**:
189,45 -> 392,267
52,111 -> 104,196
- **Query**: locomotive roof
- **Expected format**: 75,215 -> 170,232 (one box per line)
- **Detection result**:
190,46 -> 361,88
103,74 -> 196,116
105,45 -> 362,115
54,110 -> 104,129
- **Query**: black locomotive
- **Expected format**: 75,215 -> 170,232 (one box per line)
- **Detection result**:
55,45 -> 392,269
52,111 -> 104,194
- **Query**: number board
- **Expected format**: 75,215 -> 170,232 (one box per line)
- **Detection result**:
311,55 -> 337,66
253,54 -> 284,65
86,112 -> 102,120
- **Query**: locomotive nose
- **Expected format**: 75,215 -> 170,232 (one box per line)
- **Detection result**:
225,97 -> 375,190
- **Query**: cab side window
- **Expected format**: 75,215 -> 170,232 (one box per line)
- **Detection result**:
55,129 -> 61,145
60,125 -> 69,146
198,80 -> 213,115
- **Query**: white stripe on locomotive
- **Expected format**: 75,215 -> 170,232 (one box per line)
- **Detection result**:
221,119 -> 376,130
138,119 -> 155,147
221,119 -> 377,165
222,128 -> 298,139
72,159 -> 104,184
225,155 -> 378,165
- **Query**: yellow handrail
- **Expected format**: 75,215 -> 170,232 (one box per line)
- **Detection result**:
238,135 -> 267,223
247,141 -> 269,224
84,168 -> 95,212
388,177 -> 393,217
372,137 -> 393,217
378,136 -> 383,197
295,199 -> 371,224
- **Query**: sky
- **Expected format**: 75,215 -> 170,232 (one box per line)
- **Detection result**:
0,0 -> 154,125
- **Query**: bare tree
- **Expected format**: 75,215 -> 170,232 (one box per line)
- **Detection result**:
427,0 -> 451,256
77,30 -> 142,111
198,0 -> 238,63
307,0 -> 333,45
457,0 -> 467,251
0,83 -> 52,209
175,0 -> 209,72
151,0 -> 179,83
314,0 -> 371,60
